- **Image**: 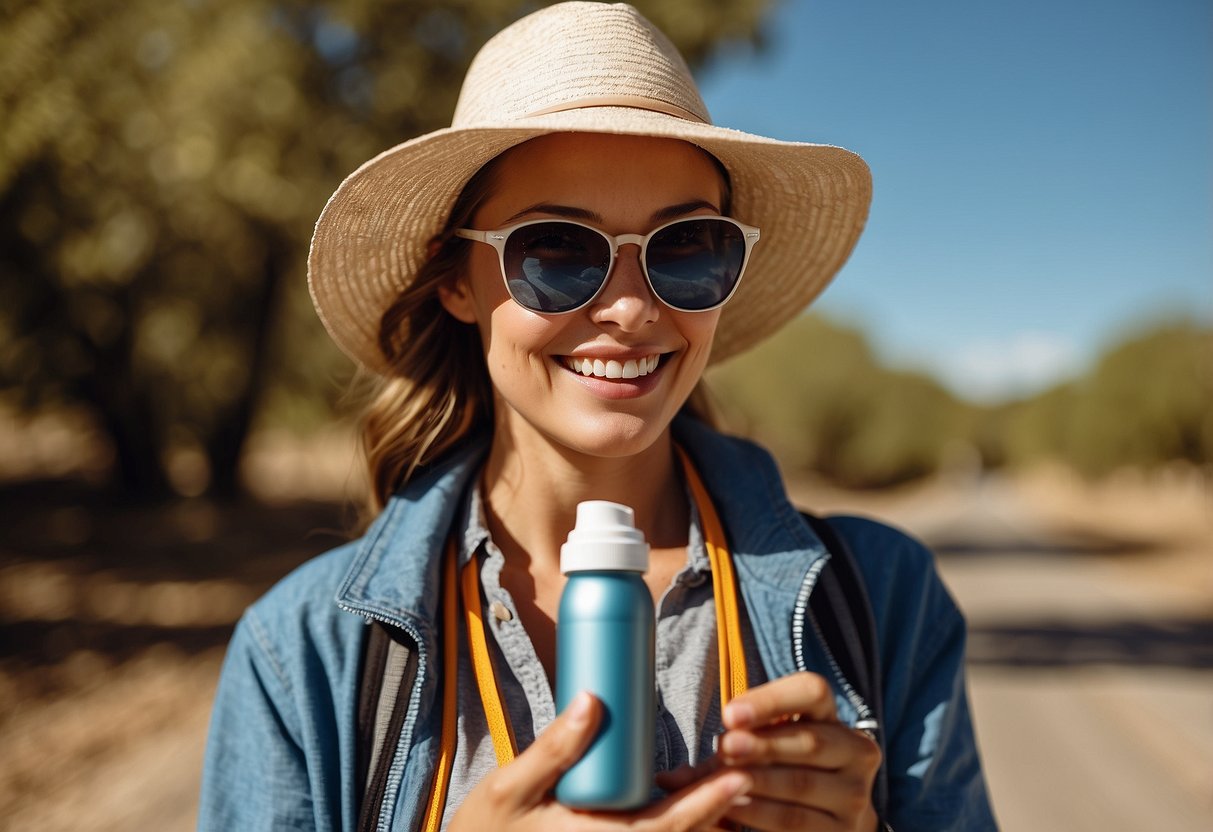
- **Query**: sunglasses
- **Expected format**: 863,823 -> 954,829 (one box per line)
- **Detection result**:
454,215 -> 760,314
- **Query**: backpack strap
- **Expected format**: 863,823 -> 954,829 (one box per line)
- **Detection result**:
353,517 -> 889,825
800,511 -> 889,820
356,621 -> 418,832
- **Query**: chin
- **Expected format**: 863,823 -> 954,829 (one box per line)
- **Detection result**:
551,411 -> 672,460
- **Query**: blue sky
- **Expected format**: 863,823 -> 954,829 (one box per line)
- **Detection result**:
696,0 -> 1211,401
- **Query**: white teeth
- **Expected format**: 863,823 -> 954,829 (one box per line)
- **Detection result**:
566,354 -> 663,378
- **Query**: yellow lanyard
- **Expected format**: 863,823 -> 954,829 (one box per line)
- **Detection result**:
421,446 -> 748,830
673,445 -> 749,707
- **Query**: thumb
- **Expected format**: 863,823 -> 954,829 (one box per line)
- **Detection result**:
491,690 -> 601,810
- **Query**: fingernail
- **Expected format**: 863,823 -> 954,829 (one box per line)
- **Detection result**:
731,793 -> 753,807
723,701 -> 755,728
720,731 -> 754,760
567,691 -> 592,727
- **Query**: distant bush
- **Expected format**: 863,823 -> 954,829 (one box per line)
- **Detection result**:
708,315 -> 1210,487
706,315 -> 970,488
999,322 -> 1212,476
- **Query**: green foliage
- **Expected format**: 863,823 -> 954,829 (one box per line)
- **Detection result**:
999,322 -> 1212,476
707,315 -> 971,488
0,0 -> 773,498
709,315 -> 1210,487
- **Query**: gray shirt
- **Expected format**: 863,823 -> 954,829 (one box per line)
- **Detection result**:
441,482 -> 766,827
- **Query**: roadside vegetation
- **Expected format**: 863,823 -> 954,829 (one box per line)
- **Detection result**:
708,316 -> 1211,488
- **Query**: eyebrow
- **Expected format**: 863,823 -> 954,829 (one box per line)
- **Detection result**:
652,200 -> 721,222
499,199 -> 721,227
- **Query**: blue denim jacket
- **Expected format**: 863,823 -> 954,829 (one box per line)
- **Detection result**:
199,418 -> 997,830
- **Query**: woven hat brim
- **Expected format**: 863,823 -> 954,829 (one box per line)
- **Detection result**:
308,107 -> 872,373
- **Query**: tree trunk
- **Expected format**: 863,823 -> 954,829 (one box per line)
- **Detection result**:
204,228 -> 292,501
83,282 -> 174,501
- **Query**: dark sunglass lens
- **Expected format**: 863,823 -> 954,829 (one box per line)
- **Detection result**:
645,219 -> 746,310
502,222 -> 610,313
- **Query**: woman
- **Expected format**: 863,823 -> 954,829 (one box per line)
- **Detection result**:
200,4 -> 996,831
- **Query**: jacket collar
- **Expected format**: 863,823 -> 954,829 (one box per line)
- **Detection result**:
335,417 -> 827,678
334,434 -> 490,650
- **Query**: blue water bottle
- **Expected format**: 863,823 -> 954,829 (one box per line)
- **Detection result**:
555,500 -> 655,809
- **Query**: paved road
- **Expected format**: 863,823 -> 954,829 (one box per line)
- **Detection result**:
966,664 -> 1210,831
921,477 -> 1213,831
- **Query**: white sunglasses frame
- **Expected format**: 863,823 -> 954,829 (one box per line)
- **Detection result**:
453,214 -> 761,314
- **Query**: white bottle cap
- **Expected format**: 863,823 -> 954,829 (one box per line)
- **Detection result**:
560,501 -> 650,574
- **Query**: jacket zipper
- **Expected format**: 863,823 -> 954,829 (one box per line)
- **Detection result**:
339,604 -> 429,832
790,558 -> 879,733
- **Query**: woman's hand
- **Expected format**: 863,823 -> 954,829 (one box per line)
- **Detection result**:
714,672 -> 882,832
449,691 -> 753,832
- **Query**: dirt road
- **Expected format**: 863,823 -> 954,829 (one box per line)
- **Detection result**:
2,469 -> 1209,830
793,468 -> 1212,831
926,477 -> 1212,831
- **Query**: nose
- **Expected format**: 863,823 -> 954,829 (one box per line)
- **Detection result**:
590,244 -> 660,331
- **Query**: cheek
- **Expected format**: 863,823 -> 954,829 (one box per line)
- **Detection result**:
461,250 -> 567,376
452,240 -> 513,320
459,256 -> 521,346
483,303 -> 565,368
680,310 -> 722,361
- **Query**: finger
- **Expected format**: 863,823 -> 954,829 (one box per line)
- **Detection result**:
489,691 -> 601,809
719,722 -> 881,771
654,757 -> 724,792
630,768 -> 753,832
724,794 -> 845,832
722,672 -> 837,730
742,764 -> 876,819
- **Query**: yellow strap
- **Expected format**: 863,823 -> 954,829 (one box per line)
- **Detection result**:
422,447 -> 747,829
421,540 -> 460,832
461,554 -> 518,767
675,445 -> 749,706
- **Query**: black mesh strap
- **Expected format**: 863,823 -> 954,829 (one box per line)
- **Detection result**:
356,622 -> 417,832
801,511 -> 889,819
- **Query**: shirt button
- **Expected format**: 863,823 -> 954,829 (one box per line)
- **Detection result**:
490,601 -> 513,621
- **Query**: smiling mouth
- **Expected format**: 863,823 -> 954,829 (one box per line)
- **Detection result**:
563,354 -> 663,379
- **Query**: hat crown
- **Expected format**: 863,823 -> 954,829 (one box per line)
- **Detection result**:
453,2 -> 711,126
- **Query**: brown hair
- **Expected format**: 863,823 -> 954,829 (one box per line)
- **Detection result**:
359,142 -> 728,518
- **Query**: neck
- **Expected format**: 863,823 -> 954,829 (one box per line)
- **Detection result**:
481,425 -> 688,574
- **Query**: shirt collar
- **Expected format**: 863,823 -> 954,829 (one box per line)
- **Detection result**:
334,416 -> 827,647
458,470 -> 712,576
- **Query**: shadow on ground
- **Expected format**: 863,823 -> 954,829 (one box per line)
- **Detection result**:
929,529 -> 1164,559
928,524 -> 1213,670
0,478 -> 354,580
0,478 -> 354,691
968,616 -> 1213,669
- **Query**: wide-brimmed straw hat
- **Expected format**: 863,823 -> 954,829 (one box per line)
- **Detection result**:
308,1 -> 872,373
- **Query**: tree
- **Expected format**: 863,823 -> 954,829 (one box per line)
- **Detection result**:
707,314 -> 970,488
0,0 -> 774,500
998,322 -> 1212,476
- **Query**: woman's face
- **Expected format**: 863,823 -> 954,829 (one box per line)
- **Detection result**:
439,133 -> 727,460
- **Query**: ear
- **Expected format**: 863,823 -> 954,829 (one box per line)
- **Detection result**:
437,277 -> 478,324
